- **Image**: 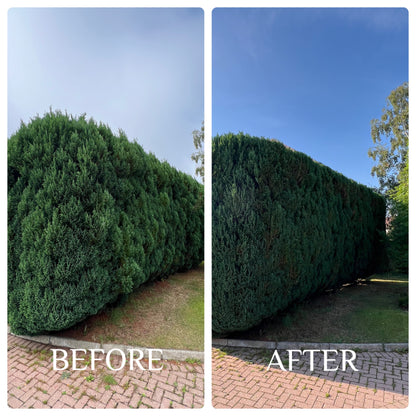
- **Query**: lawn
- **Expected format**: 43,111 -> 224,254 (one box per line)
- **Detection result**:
57,264 -> 204,351
226,272 -> 408,343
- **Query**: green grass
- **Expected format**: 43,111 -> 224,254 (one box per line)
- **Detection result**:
346,274 -> 408,343
230,272 -> 408,343
151,269 -> 204,350
57,264 -> 204,351
101,374 -> 117,386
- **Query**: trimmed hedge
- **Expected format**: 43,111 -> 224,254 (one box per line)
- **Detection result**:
8,111 -> 204,335
212,133 -> 386,334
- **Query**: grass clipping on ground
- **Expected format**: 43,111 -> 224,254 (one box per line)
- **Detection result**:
227,272 -> 408,344
58,264 -> 204,351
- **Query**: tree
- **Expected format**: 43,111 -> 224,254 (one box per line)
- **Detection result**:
368,83 -> 409,272
388,158 -> 408,272
368,82 -> 408,194
191,121 -> 204,182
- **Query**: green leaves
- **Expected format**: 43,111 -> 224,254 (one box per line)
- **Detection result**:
387,159 -> 408,272
368,83 -> 408,272
369,82 -> 408,194
191,121 -> 204,182
8,111 -> 204,335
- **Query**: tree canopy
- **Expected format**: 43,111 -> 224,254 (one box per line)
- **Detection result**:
387,158 -> 408,272
368,82 -> 408,194
191,121 -> 204,182
368,82 -> 409,272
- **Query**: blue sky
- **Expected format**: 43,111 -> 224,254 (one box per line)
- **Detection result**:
213,8 -> 408,188
8,8 -> 203,179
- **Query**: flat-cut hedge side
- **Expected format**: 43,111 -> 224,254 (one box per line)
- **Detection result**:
8,112 -> 204,335
212,133 -> 386,334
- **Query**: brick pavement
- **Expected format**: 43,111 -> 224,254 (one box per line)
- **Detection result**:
212,346 -> 408,409
7,334 -> 204,409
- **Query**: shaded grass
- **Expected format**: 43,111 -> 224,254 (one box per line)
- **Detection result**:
58,264 -> 204,351
226,273 -> 408,343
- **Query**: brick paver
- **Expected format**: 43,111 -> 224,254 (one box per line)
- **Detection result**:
7,334 -> 204,409
212,346 -> 408,409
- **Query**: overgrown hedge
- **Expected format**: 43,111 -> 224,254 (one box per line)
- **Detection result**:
212,133 -> 386,334
8,111 -> 204,335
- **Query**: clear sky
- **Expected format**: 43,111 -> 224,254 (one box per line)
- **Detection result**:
8,8 -> 203,179
213,8 -> 408,188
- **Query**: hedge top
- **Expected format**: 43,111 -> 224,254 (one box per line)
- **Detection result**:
214,132 -> 382,195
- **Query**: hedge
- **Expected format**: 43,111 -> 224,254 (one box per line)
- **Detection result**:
212,133 -> 386,334
8,111 -> 204,335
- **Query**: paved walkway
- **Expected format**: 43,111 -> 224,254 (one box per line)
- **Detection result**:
7,334 -> 204,409
212,346 -> 408,409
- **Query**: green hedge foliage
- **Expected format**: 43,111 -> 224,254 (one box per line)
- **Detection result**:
212,133 -> 386,334
8,111 -> 204,335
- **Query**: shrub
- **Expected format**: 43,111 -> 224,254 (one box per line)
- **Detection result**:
387,159 -> 408,272
212,133 -> 386,334
8,111 -> 203,335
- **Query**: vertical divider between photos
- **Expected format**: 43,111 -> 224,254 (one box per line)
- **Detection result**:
203,5 -> 213,408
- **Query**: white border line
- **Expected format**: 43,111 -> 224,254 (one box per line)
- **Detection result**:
2,1 -> 415,415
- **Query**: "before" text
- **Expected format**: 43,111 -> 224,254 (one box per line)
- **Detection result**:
52,348 -> 163,371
